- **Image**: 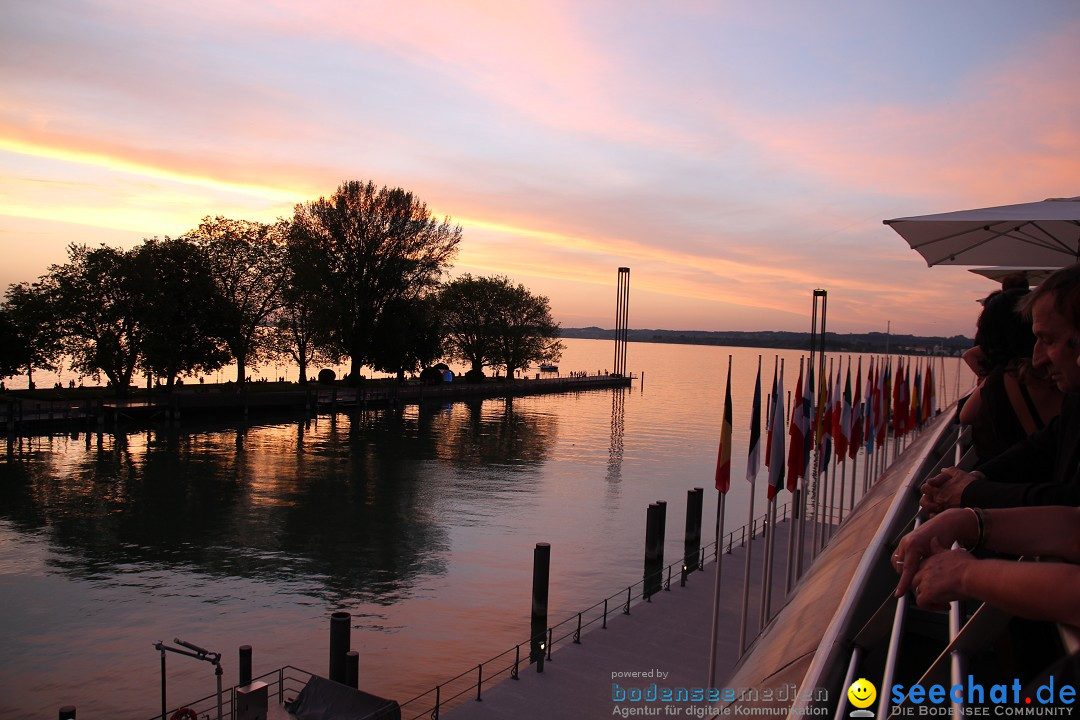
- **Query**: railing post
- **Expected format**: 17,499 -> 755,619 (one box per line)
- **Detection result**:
512,645 -> 520,680
603,598 -> 608,628
574,613 -> 582,643
476,664 -> 483,701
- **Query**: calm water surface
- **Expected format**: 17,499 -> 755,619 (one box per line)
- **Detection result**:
0,340 -> 973,719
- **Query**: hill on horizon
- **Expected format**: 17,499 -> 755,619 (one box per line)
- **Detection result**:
559,327 -> 972,355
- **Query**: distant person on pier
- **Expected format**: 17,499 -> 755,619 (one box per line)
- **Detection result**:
921,262 -> 1080,511
958,287 -> 1062,465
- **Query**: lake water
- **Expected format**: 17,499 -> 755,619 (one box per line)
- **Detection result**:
0,339 -> 973,719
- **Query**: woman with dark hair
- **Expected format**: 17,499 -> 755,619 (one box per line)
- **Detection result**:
959,287 -> 1062,464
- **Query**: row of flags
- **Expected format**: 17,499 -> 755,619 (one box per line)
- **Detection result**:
714,355 -> 938,498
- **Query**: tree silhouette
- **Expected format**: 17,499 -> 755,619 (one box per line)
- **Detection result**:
133,237 -> 230,389
49,244 -> 144,396
289,181 -> 461,383
439,275 -> 562,378
185,216 -> 290,384
1,281 -> 62,386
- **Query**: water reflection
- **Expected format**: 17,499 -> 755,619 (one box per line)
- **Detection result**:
607,388 -> 626,484
0,398 -> 558,607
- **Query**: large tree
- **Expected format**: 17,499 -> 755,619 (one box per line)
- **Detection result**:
49,244 -> 145,395
289,180 -> 461,382
439,274 -> 563,378
133,237 -> 230,390
369,294 -> 444,382
185,216 -> 289,384
1,281 -> 62,386
269,238 -> 335,385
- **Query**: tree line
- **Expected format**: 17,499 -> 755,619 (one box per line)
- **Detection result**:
0,180 -> 563,395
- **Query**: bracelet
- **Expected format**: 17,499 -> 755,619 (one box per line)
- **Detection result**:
964,507 -> 989,551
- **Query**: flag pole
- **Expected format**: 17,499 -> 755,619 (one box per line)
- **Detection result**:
708,490 -> 725,686
738,355 -> 762,656
784,359 -> 801,596
760,357 -> 783,631
707,355 -> 733,688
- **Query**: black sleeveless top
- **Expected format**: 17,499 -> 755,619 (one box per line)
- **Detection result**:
972,366 -> 1045,465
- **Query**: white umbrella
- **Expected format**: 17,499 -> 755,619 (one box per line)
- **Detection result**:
968,266 -> 1057,287
884,196 -> 1080,267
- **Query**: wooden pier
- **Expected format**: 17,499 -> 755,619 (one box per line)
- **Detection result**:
1,374 -> 632,435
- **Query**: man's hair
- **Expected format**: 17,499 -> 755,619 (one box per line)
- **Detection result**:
1021,262 -> 1080,325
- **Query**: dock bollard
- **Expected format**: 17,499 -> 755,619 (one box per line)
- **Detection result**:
530,543 -> 550,671
643,503 -> 662,600
682,488 -> 704,586
329,612 -> 350,684
59,706 -> 76,719
239,645 -> 252,687
346,650 -> 359,688
656,501 -> 668,590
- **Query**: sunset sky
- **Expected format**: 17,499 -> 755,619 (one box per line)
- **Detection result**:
3,1 -> 1079,338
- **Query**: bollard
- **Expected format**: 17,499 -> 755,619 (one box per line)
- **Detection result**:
239,645 -> 252,687
59,706 -> 76,720
643,503 -> 661,600
530,543 -> 550,670
682,488 -> 704,585
329,612 -> 350,684
346,650 -> 359,688
656,501 -> 668,590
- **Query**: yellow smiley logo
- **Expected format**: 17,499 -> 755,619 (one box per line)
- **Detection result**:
847,678 -> 876,709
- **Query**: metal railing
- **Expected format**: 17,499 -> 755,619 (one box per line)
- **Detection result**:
146,665 -> 313,720
392,501 -> 795,720
800,410 -> 1077,719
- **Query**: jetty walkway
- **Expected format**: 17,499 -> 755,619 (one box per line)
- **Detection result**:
439,517 -> 809,720
1,374 -> 631,435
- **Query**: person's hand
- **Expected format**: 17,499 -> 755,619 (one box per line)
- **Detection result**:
909,538 -> 976,611
919,468 -> 976,514
893,508 -> 979,597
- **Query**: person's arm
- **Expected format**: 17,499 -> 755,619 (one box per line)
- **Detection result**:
894,506 -> 1080,596
958,384 -> 982,425
912,549 -> 1080,626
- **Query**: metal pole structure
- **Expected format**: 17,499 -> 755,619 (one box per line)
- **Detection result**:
803,289 -> 827,579
159,646 -> 167,720
613,267 -> 630,377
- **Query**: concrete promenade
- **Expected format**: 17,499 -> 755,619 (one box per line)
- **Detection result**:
442,516 -> 815,720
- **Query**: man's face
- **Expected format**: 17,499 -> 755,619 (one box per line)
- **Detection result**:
1032,294 -> 1080,393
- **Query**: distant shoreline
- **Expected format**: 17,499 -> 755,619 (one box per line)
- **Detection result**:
559,327 -> 972,355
